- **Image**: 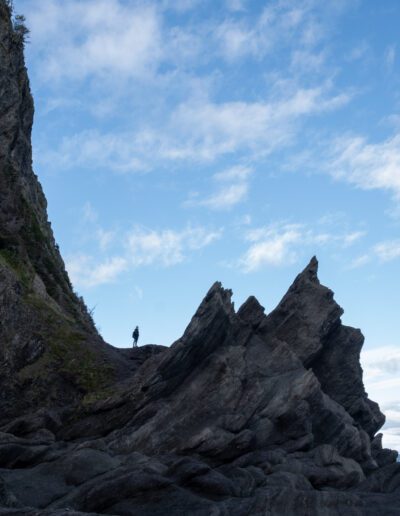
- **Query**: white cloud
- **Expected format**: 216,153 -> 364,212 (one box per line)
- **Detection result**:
24,0 -> 352,175
214,165 -> 253,182
66,224 -> 222,288
186,165 -> 253,210
343,231 -> 366,246
344,239 -> 400,269
164,99 -> 283,160
374,240 -> 400,262
198,183 -> 249,210
348,254 -> 371,270
66,255 -> 128,288
240,225 -> 303,271
238,222 -> 365,272
362,346 -> 400,382
42,97 -> 82,115
381,428 -> 400,451
214,1 -> 315,61
23,0 -> 345,83
362,346 -> 400,450
329,133 -> 400,199
39,130 -> 149,173
165,87 -> 352,160
24,0 -> 162,82
126,225 -> 222,267
215,20 -> 260,61
42,86 -> 351,173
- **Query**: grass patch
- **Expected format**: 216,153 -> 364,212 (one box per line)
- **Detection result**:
19,294 -> 116,399
0,247 -> 32,289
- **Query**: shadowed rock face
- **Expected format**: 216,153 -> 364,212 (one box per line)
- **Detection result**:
0,2 -> 399,515
0,1 -> 131,424
1,265 -> 398,516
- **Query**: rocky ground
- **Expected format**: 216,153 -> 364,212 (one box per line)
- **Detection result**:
0,1 -> 399,514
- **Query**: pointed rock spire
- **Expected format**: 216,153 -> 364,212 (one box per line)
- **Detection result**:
180,281 -> 235,343
302,255 -> 319,280
261,257 -> 343,365
147,282 -> 235,396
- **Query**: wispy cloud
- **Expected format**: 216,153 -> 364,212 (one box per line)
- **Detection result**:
237,222 -> 364,272
374,240 -> 400,262
239,224 -> 303,271
22,0 -> 344,82
154,88 -> 350,162
40,87 -> 351,173
214,165 -> 252,181
197,183 -> 249,210
362,346 -> 400,381
126,225 -> 222,267
66,224 -> 222,288
362,346 -> 400,450
38,130 -> 149,173
66,255 -> 128,288
215,0 -> 320,62
186,165 -> 253,210
329,133 -> 400,199
24,0 -> 353,183
24,0 -> 162,82
347,254 -> 371,270
346,239 -> 400,269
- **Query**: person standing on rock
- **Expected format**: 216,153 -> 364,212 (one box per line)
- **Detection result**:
132,326 -> 139,347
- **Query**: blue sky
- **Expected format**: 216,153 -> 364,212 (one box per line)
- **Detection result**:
15,0 -> 400,449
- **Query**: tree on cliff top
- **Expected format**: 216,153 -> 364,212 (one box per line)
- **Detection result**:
3,1 -> 30,46
13,14 -> 29,45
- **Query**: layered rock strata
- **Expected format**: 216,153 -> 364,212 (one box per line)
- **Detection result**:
0,1 -> 399,514
0,264 -> 399,515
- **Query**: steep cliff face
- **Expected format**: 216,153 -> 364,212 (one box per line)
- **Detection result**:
0,1 -> 129,423
0,2 -> 400,515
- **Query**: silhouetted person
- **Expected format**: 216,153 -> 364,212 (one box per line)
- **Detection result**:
132,326 -> 139,347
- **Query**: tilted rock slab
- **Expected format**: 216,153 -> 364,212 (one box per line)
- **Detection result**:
0,0 -> 399,514
0,262 -> 399,515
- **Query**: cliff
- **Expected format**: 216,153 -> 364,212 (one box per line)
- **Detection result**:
0,2 -> 399,515
0,0 -> 130,423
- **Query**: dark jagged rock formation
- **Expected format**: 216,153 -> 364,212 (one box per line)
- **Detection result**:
1,264 -> 399,516
0,2 -> 399,514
